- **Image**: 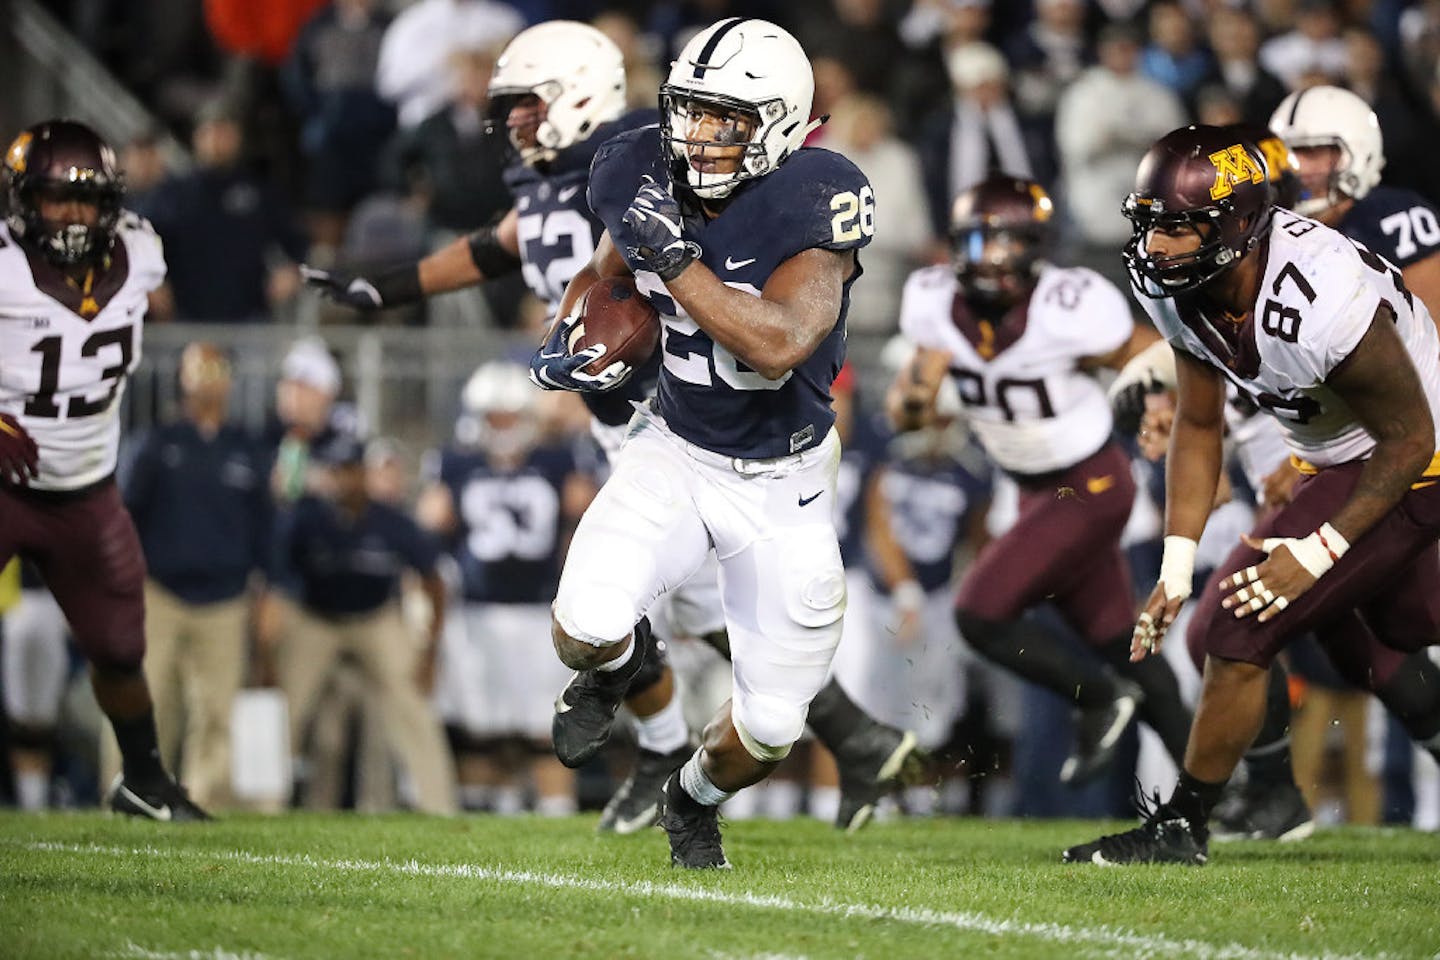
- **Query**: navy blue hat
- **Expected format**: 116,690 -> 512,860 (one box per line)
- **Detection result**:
311,428 -> 365,467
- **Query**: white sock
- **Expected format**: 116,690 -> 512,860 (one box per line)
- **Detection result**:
761,780 -> 801,820
492,785 -> 525,816
679,751 -> 733,806
536,793 -> 577,817
595,638 -> 635,673
458,784 -> 491,811
635,695 -> 690,754
809,786 -> 840,822
15,771 -> 47,811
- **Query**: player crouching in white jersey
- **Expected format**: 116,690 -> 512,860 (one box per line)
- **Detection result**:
888,174 -> 1194,786
1065,125 -> 1440,865
0,120 -> 207,820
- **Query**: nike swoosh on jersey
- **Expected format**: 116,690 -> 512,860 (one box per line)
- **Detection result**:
798,491 -> 823,507
119,784 -> 172,821
558,186 -> 582,203
725,256 -> 757,270
1086,475 -> 1116,495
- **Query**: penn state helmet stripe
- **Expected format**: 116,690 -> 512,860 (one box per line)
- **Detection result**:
691,17 -> 748,79
1285,86 -> 1311,127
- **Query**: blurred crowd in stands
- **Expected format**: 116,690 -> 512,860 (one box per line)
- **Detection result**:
5,0 -> 1440,826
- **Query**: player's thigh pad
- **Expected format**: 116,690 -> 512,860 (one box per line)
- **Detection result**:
554,431 -> 712,647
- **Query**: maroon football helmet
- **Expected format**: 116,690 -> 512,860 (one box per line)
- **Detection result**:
1122,125 -> 1275,297
1229,122 -> 1302,210
4,119 -> 124,266
950,173 -> 1055,307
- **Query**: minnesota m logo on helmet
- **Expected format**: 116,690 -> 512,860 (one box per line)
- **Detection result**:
1208,144 -> 1266,200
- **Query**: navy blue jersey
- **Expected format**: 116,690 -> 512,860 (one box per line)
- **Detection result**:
869,445 -> 990,594
508,110 -> 660,429
589,126 -> 874,458
279,497 -> 440,617
1338,185 -> 1440,269
437,443 -> 575,604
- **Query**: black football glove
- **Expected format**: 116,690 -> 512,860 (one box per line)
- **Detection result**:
528,312 -> 634,393
617,175 -> 694,282
0,413 -> 40,486
300,264 -> 423,311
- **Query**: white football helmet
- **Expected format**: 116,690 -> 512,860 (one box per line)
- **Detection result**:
488,21 -> 626,166
457,361 -> 538,458
1269,85 -> 1384,216
660,18 -> 820,199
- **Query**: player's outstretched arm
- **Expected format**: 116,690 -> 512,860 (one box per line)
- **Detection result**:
1133,349 -> 1226,660
302,209 -> 522,311
885,346 -> 950,433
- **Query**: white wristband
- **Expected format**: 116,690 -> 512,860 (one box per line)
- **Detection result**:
1262,522 -> 1348,579
1159,535 -> 1198,602
892,579 -> 925,614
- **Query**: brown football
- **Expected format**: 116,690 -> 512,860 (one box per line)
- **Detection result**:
568,276 -> 661,374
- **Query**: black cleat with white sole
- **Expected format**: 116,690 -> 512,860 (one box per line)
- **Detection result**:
553,617 -> 656,768
1211,780 -> 1315,843
658,775 -> 730,869
106,773 -> 212,822
834,727 -> 924,833
598,743 -> 694,835
1060,679 -> 1143,785
1062,792 -> 1207,866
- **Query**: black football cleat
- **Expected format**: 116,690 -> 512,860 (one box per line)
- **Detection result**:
106,773 -> 212,822
1062,792 -> 1207,866
1060,679 -> 1143,785
834,726 -> 924,833
598,743 -> 694,835
1211,780 -> 1315,843
553,617 -> 656,768
658,775 -> 730,869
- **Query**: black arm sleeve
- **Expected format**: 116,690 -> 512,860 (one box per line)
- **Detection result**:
467,224 -> 523,279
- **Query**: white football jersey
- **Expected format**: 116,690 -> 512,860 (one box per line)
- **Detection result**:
0,213 -> 164,490
1224,389 -> 1291,497
1136,211 -> 1440,469
898,263 -> 1133,474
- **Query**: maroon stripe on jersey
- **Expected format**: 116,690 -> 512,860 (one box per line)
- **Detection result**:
22,239 -> 130,320
0,478 -> 146,668
950,290 -> 1030,359
955,441 -> 1135,643
1186,459 -> 1440,669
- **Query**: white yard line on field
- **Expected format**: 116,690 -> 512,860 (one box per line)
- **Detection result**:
117,942 -> 273,960
23,841 -> 1395,960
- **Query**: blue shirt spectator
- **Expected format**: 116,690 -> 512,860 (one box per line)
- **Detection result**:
124,344 -> 272,605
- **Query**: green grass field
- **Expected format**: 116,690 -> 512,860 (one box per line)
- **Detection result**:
2,812 -> 1437,960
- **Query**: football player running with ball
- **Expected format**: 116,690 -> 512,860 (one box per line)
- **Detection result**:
1065,125 -> 1440,865
887,174 -> 1192,786
546,17 -> 874,868
307,19 -> 921,837
0,120 -> 208,820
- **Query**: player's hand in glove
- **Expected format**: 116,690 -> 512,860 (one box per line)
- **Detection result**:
0,414 -> 39,486
300,264 -> 422,311
528,312 -> 634,393
618,175 -> 694,282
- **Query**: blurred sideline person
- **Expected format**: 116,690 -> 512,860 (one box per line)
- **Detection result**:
2,561 -> 70,810
268,429 -> 457,814
420,362 -> 592,815
0,120 -> 207,820
890,174 -> 1192,786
